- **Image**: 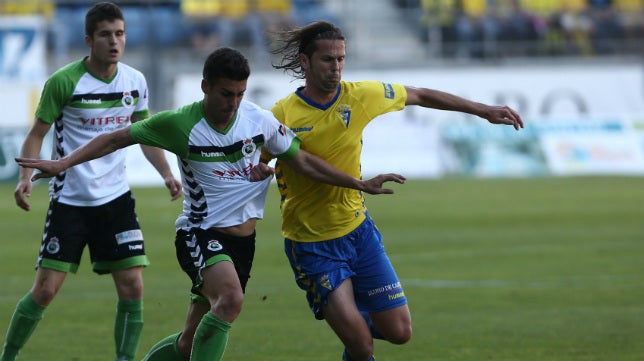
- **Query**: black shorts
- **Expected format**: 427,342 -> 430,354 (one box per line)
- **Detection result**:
38,191 -> 149,275
175,228 -> 256,302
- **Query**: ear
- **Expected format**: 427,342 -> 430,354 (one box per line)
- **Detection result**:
299,53 -> 308,71
85,34 -> 92,48
201,78 -> 209,94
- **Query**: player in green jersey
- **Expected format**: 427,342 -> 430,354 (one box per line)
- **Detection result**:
15,47 -> 405,361
2,3 -> 181,361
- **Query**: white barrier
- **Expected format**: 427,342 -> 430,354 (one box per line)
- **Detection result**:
2,62 -> 644,184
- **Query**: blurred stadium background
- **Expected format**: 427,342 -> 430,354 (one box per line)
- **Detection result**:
1,0 -> 644,183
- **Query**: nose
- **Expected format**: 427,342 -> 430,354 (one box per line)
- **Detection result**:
233,94 -> 243,107
109,32 -> 121,44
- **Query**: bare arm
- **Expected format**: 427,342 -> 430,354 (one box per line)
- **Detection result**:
405,86 -> 524,130
15,127 -> 135,181
133,117 -> 182,201
14,119 -> 51,211
280,149 -> 406,195
139,144 -> 182,200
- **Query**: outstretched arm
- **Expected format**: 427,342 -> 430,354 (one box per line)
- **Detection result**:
280,149 -> 406,195
15,127 -> 135,181
405,86 -> 524,130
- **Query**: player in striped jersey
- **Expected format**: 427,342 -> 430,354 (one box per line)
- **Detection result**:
3,3 -> 181,361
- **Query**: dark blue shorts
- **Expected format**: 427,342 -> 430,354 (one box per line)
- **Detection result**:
285,214 -> 407,320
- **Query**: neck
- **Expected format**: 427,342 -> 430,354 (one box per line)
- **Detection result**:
204,106 -> 235,131
85,57 -> 117,80
302,85 -> 337,104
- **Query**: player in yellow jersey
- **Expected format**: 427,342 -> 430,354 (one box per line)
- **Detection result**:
264,21 -> 524,361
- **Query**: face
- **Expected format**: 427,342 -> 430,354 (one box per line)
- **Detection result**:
201,77 -> 247,125
301,39 -> 345,94
86,19 -> 126,65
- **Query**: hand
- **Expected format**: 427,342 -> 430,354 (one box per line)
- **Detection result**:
360,173 -> 406,195
164,176 -> 183,201
14,179 -> 33,211
250,162 -> 275,182
484,105 -> 524,130
15,157 -> 64,181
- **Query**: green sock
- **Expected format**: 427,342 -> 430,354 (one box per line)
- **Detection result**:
190,313 -> 231,361
114,299 -> 144,361
140,332 -> 185,361
1,293 -> 45,361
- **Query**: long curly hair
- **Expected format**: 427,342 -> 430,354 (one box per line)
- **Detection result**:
271,21 -> 345,80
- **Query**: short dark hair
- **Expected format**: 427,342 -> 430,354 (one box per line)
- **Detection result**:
203,47 -> 250,83
85,2 -> 124,37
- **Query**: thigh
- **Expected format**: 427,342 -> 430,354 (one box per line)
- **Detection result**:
87,192 -> 149,274
351,217 -> 407,313
200,260 -> 243,303
175,228 -> 255,301
38,200 -> 91,273
284,238 -> 356,320
112,266 -> 144,299
323,278 -> 373,347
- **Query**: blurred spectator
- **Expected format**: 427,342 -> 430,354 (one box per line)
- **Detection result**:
614,0 -> 644,52
587,0 -> 624,53
414,0 -> 644,59
291,0 -> 341,27
419,0 -> 459,56
0,0 -> 54,16
558,1 -> 594,55
452,0 -> 502,59
500,0 -> 545,56
181,0 -> 267,58
255,0 -> 296,50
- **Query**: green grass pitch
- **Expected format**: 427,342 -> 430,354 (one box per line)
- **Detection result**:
1,177 -> 643,361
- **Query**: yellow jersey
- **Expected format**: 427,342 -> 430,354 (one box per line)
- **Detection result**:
270,80 -> 407,242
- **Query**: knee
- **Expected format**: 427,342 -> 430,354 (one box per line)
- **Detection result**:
114,268 -> 144,299
388,329 -> 412,345
211,290 -> 244,322
30,287 -> 57,306
386,324 -> 412,345
374,316 -> 412,345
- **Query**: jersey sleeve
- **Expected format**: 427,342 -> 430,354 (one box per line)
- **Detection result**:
34,71 -> 74,124
130,110 -> 188,156
131,71 -> 150,119
262,110 -> 301,161
261,99 -> 290,162
353,80 -> 407,120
